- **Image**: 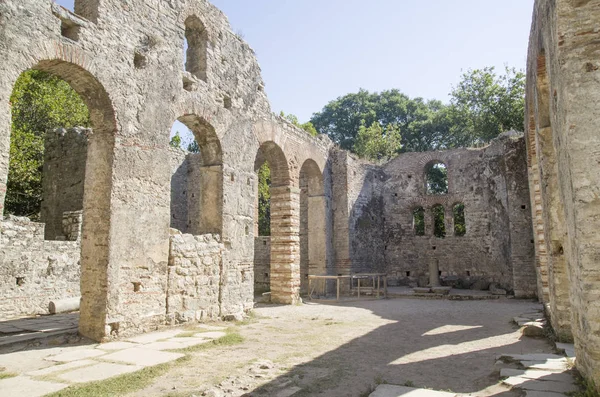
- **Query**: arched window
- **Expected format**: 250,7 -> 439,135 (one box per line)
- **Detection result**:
426,162 -> 448,195
184,16 -> 208,82
432,205 -> 446,238
453,203 -> 466,236
413,207 -> 425,236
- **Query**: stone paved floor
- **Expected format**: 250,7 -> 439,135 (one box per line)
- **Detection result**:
0,313 -> 79,347
0,324 -> 227,397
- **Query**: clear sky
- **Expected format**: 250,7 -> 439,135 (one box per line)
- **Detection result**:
55,0 -> 535,124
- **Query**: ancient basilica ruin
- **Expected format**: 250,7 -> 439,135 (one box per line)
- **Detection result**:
0,0 -> 599,393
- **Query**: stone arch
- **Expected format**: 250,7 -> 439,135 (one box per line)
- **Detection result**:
424,160 -> 449,195
412,206 -> 426,236
4,59 -> 118,341
172,114 -> 223,235
299,159 -> 326,294
431,204 -> 446,239
253,141 -> 298,304
452,202 -> 466,237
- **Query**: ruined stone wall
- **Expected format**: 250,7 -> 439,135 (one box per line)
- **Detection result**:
41,127 -> 89,240
0,0 -> 330,339
0,216 -> 81,319
253,237 -> 270,293
166,230 -> 223,323
380,136 -> 534,293
329,136 -> 535,295
527,0 -> 600,387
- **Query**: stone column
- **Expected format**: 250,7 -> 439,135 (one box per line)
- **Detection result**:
428,258 -> 440,287
269,185 -> 300,304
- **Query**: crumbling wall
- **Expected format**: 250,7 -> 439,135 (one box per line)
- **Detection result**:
41,127 -> 88,240
169,147 -> 188,233
0,215 -> 81,319
166,230 -> 223,323
380,135 -> 534,293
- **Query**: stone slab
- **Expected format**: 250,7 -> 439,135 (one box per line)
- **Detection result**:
126,330 -> 182,344
45,348 -> 106,362
276,386 -> 302,397
101,347 -> 184,366
524,391 -> 565,397
413,288 -> 431,294
500,368 -> 575,383
501,354 -> 564,361
96,341 -> 140,351
555,342 -> 576,358
0,376 -> 67,397
192,331 -> 226,339
164,337 -> 211,348
195,324 -> 227,331
521,360 -> 569,372
57,362 -> 144,383
503,377 -> 577,393
369,384 -> 457,397
27,359 -> 96,376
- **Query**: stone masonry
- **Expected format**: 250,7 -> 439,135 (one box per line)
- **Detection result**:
525,0 -> 600,389
1,1 -> 597,391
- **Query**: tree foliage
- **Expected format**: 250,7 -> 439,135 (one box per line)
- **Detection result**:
280,111 -> 318,137
169,131 -> 182,149
257,162 -> 271,236
448,66 -> 525,145
7,70 -> 89,218
310,67 -> 525,157
426,163 -> 448,195
433,205 -> 446,239
453,203 -> 466,236
354,121 -> 401,161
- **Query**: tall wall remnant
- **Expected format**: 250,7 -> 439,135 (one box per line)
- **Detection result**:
526,0 -> 600,389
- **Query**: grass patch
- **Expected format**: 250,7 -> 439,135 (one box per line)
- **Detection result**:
174,331 -> 198,338
170,332 -> 244,354
0,372 -> 17,380
567,374 -> 600,397
45,356 -> 191,397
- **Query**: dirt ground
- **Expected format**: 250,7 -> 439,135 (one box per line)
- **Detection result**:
130,298 -> 553,397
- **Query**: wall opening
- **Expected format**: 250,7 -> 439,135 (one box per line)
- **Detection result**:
184,15 -> 208,82
169,115 -> 223,235
426,162 -> 448,195
2,60 -> 118,341
413,207 -> 425,236
432,205 -> 446,238
253,141 -> 296,303
7,69 -> 90,241
453,203 -> 466,236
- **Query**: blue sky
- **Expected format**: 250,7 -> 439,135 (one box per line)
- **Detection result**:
55,0 -> 534,130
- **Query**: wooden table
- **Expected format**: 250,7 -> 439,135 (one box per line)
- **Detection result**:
308,273 -> 388,301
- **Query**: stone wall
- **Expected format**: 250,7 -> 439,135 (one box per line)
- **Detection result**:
166,230 -> 223,323
0,216 -> 81,319
41,127 -> 89,241
253,237 -> 270,293
328,135 -> 536,296
526,0 -> 600,388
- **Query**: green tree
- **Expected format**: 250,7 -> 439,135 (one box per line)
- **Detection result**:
426,163 -> 448,195
453,203 -> 466,236
257,162 -> 271,236
170,131 -> 182,148
433,205 -> 446,238
187,140 -> 199,153
354,121 -> 402,161
310,89 -> 451,153
448,66 -> 525,145
7,70 -> 89,218
280,111 -> 318,137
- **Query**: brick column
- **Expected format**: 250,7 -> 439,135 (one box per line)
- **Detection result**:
269,185 -> 300,304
